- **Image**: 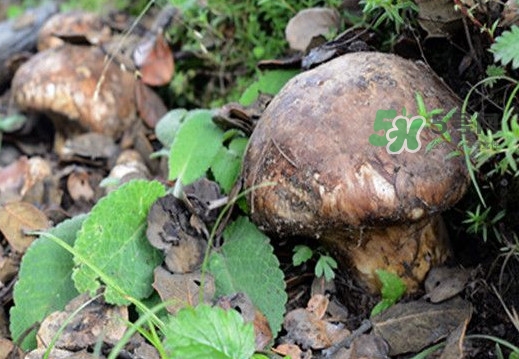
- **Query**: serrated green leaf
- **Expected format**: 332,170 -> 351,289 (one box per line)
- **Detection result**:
164,304 -> 255,359
72,180 -> 165,305
315,255 -> 337,281
239,69 -> 299,106
491,25 -> 519,69
155,109 -> 188,148
10,215 -> 86,350
211,137 -> 248,193
168,110 -> 224,185
208,217 -> 287,336
292,245 -> 313,266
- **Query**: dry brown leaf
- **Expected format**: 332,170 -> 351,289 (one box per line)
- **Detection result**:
164,232 -> 206,274
135,80 -> 168,128
134,33 -> 174,87
0,156 -> 28,203
416,0 -> 463,38
424,266 -> 471,303
0,201 -> 50,253
0,337 -> 23,359
60,132 -> 118,162
273,343 -> 312,359
372,297 -> 473,356
307,294 -> 329,320
440,318 -> 470,359
285,7 -> 340,51
67,171 -> 95,202
349,334 -> 390,359
284,307 -> 350,350
501,0 -> 519,26
21,157 -> 52,197
25,348 -> 104,359
37,293 -> 128,351
152,266 -> 215,314
0,253 -> 18,286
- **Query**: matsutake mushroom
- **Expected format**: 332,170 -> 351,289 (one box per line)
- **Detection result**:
243,52 -> 469,293
11,44 -> 137,139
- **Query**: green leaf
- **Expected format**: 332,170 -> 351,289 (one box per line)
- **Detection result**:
72,180 -> 165,305
370,269 -> 406,316
292,245 -> 313,266
211,136 -> 248,193
315,255 -> 337,281
239,69 -> 299,106
491,25 -> 519,69
10,215 -> 86,350
155,109 -> 188,148
209,217 -> 287,336
164,304 -> 255,359
168,110 -> 224,185
0,114 -> 26,132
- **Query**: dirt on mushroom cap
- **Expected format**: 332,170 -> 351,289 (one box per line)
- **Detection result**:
243,51 -> 469,239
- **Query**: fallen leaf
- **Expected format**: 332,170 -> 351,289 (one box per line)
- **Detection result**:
133,33 -> 175,86
0,337 -> 23,359
60,132 -> 118,163
349,334 -> 390,359
501,0 -> 519,26
273,343 -> 312,359
21,157 -> 52,197
37,293 -> 128,351
416,0 -> 463,38
372,297 -> 473,355
135,80 -> 168,128
283,307 -> 350,350
0,201 -> 49,253
25,348 -> 104,359
440,318 -> 470,359
152,266 -> 215,314
67,171 -> 95,202
0,156 -> 28,203
307,294 -> 329,320
424,266 -> 471,303
164,232 -> 206,274
285,7 -> 340,52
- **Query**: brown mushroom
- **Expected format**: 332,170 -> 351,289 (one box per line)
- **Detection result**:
243,52 -> 469,293
11,44 -> 137,139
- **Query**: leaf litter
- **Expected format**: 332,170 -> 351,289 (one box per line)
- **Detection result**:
0,2 -> 517,358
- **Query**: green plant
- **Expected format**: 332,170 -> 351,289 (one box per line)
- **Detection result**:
165,0 -> 341,107
491,25 -> 519,69
0,114 -> 26,150
360,0 -> 418,32
370,269 -> 406,316
292,245 -> 338,281
10,60 -> 292,356
463,204 -> 506,242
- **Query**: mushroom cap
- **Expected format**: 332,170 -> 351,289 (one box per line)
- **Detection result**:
243,52 -> 469,238
11,44 -> 137,138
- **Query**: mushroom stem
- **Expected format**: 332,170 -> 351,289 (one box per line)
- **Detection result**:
323,215 -> 450,293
